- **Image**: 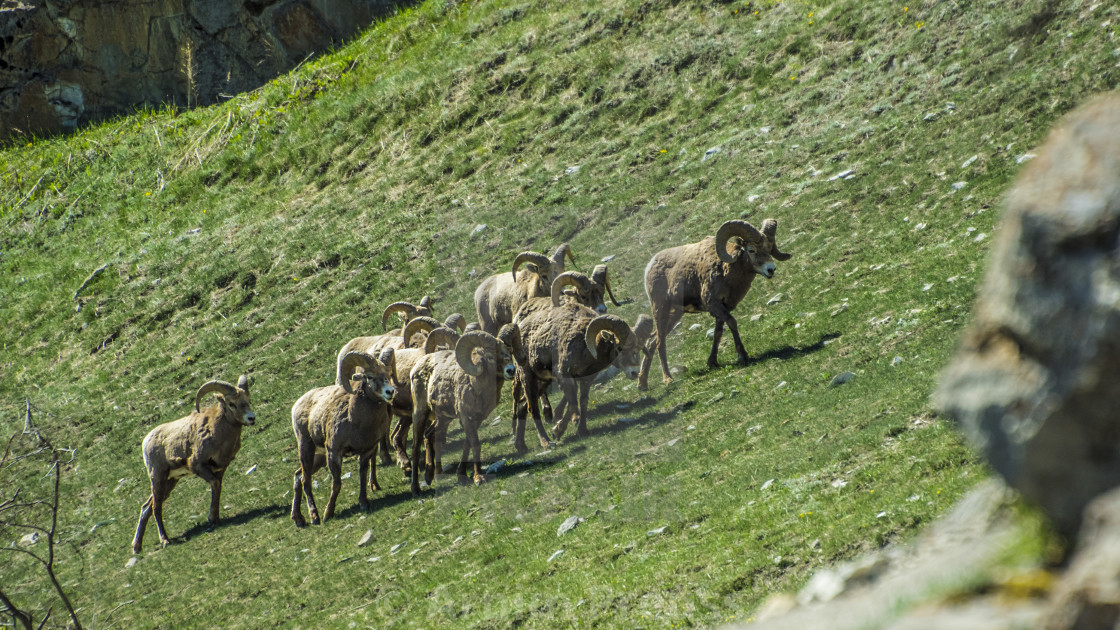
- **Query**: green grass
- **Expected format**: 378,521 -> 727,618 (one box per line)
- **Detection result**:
0,0 -> 1114,626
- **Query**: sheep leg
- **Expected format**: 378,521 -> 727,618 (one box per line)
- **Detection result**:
457,439 -> 472,485
323,453 -> 343,521
653,306 -> 683,384
511,375 -> 528,452
553,379 -> 579,440
424,420 -> 442,487
206,469 -> 226,526
576,379 -> 592,438
707,319 -> 726,369
152,477 -> 178,548
638,347 -> 653,391
462,419 -> 486,485
434,424 -> 448,476
378,435 -> 394,466
709,304 -> 748,366
297,449 -> 326,526
291,467 -> 307,527
391,415 -> 412,477
132,494 -> 154,553
524,375 -> 553,450
410,378 -> 431,496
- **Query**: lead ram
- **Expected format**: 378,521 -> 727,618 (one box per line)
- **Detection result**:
640,219 -> 791,388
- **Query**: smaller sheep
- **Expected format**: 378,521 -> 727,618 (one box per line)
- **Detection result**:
640,219 -> 791,386
291,349 -> 396,526
408,326 -> 522,493
132,375 -> 254,553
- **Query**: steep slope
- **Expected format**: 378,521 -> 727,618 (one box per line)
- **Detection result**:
1,0 -> 1116,627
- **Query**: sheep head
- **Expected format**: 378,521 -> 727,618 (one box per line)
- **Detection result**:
590,264 -> 622,312
511,251 -> 552,293
455,330 -> 517,381
381,298 -> 435,331
195,375 -> 255,426
550,271 -> 594,307
339,351 -> 396,403
715,219 -> 789,278
585,314 -> 631,365
424,327 -> 460,353
402,316 -> 441,348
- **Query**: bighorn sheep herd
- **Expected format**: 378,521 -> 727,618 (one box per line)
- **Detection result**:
132,220 -> 790,549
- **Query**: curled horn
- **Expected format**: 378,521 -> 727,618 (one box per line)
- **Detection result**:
497,322 -> 525,364
443,313 -> 467,333
378,347 -> 396,379
419,295 -> 434,316
592,264 -> 622,307
552,243 -> 576,268
715,220 -> 766,264
761,218 -> 792,261
511,251 -> 551,281
551,271 -> 591,307
454,331 -> 495,377
381,301 -> 419,331
585,314 -> 630,360
424,327 -> 460,353
402,316 -> 441,348
338,351 -> 377,394
464,322 -> 481,332
195,380 -> 238,413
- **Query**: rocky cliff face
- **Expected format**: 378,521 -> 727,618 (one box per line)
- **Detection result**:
0,0 -> 389,140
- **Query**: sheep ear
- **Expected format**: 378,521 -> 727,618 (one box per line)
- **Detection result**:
237,374 -> 250,392
524,263 -> 538,274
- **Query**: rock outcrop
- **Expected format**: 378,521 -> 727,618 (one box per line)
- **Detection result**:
936,93 -> 1120,539
0,0 -> 391,140
735,93 -> 1120,630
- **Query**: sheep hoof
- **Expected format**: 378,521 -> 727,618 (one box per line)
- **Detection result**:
457,474 -> 472,485
292,516 -> 307,528
159,538 -> 171,548
514,442 -> 529,454
539,438 -> 553,449
132,544 -> 142,554
736,354 -> 750,366
473,475 -> 487,486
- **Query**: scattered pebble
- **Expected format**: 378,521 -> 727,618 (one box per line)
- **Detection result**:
961,155 -> 979,169
557,516 -> 581,536
702,147 -> 722,162
566,165 -> 581,174
490,416 -> 503,426
19,533 -> 38,546
689,323 -> 703,331
832,479 -> 848,489
601,254 -> 615,262
358,530 -> 374,547
125,556 -> 138,568
687,425 -> 696,431
648,526 -> 667,536
1016,153 -> 1037,164
876,511 -> 888,519
747,425 -> 762,434
922,283 -> 934,291
471,224 -> 487,237
951,181 -> 968,191
827,169 -> 855,181
830,371 -> 856,388
617,417 -> 637,424
390,542 -> 407,555
750,313 -> 763,321
707,393 -> 724,404
767,293 -> 784,306
775,381 -> 788,390
548,550 -> 565,562
667,438 -> 681,447
367,556 -> 381,562
761,479 -> 776,490
891,356 -> 904,367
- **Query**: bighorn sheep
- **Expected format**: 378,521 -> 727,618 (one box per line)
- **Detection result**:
383,317 -> 462,476
337,296 -> 434,361
511,296 -> 648,451
473,244 -> 576,335
408,326 -> 523,493
588,264 -> 622,314
132,375 -> 254,553
640,219 -> 791,387
290,349 -> 396,526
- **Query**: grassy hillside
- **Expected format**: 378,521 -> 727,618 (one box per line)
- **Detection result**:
1,0 -> 1114,626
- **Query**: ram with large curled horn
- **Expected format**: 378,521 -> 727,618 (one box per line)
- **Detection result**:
511,290 -> 650,451
408,325 -> 523,494
382,316 -> 464,477
639,218 -> 792,389
132,375 -> 255,553
290,349 -> 397,527
473,242 -> 577,336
